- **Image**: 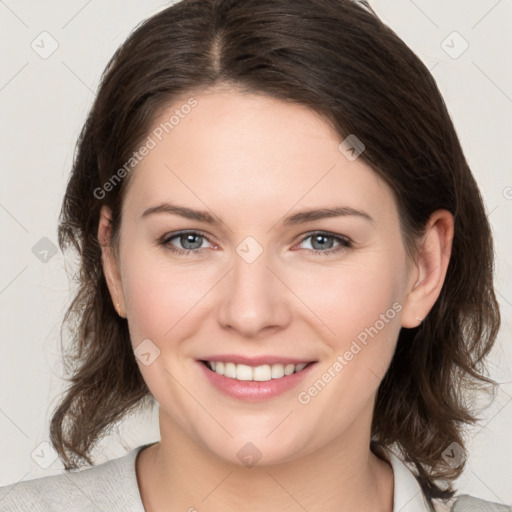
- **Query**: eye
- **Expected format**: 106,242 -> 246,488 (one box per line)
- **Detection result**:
159,230 -> 214,256
294,231 -> 352,255
158,230 -> 352,257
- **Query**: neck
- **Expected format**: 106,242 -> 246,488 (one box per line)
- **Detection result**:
136,414 -> 394,512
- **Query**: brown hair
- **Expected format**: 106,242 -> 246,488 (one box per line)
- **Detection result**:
51,0 -> 500,499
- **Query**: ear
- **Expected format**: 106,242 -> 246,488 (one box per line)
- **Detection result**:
98,205 -> 126,318
401,209 -> 454,328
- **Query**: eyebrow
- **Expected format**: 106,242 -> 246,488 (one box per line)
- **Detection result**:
141,203 -> 373,226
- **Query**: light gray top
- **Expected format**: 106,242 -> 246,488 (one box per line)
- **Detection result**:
0,443 -> 509,511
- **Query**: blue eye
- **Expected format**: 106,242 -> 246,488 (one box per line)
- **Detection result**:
296,232 -> 352,255
158,230 -> 352,256
159,231 -> 212,256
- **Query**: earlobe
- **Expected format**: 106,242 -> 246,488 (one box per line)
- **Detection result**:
401,210 -> 454,328
98,206 -> 126,318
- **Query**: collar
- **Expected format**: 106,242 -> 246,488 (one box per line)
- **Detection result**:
381,448 -> 434,512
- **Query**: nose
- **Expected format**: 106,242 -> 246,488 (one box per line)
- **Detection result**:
216,242 -> 292,338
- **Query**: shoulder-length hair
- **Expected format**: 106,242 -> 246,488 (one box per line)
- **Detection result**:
51,0 -> 500,499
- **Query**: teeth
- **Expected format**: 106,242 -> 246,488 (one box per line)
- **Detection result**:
284,363 -> 295,376
206,361 -> 309,381
237,364 -> 254,381
224,362 -> 237,378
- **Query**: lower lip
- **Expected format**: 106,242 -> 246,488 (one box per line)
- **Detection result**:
197,361 -> 317,401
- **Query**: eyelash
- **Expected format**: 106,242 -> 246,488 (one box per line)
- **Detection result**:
158,230 -> 353,257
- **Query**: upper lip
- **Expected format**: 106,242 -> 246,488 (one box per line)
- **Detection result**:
199,354 -> 316,366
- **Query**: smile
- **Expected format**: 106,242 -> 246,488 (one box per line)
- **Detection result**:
203,361 -> 311,381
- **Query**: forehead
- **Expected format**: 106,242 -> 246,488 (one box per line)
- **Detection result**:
122,88 -> 397,227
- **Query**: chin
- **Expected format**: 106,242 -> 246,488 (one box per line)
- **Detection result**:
201,431 -> 312,468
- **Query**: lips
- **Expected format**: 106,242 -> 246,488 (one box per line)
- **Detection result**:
197,355 -> 317,401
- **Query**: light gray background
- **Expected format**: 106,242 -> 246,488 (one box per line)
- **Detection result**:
1,0 -> 511,504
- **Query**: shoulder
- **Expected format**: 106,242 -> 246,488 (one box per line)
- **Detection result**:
377,444 -> 510,512
432,494 -> 511,512
0,446 -> 146,512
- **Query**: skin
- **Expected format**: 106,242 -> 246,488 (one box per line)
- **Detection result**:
98,85 -> 453,512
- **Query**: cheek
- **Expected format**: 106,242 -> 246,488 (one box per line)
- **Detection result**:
119,252 -> 214,417
120,250 -> 214,346
289,256 -> 404,345
290,253 -> 406,402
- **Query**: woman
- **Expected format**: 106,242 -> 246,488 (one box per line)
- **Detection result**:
0,0 -> 508,510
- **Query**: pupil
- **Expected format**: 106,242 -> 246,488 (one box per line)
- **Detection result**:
312,234 -> 332,250
182,234 -> 202,250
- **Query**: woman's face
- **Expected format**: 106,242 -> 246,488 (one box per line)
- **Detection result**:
103,87 -> 421,465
